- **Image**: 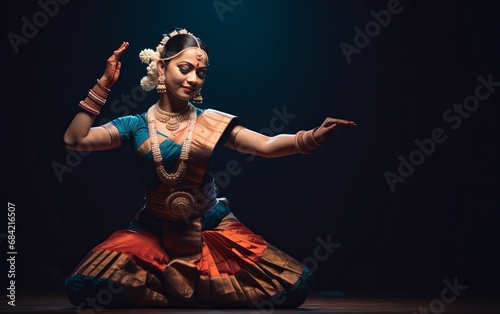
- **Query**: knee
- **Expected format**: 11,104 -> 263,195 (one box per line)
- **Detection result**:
65,275 -> 114,308
255,276 -> 309,310
65,274 -> 133,309
65,274 -> 92,306
277,276 -> 309,309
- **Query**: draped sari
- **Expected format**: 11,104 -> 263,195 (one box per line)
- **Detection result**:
64,106 -> 312,309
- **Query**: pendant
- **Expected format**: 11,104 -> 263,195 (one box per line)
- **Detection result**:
166,117 -> 180,131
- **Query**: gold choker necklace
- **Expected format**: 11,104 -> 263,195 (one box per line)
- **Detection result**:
154,103 -> 191,131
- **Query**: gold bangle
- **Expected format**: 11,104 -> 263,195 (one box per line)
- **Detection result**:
79,100 -> 101,115
309,127 -> 322,147
294,130 -> 309,154
96,79 -> 111,94
304,129 -> 321,151
88,89 -> 107,106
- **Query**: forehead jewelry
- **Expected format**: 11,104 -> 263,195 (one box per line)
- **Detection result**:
158,29 -> 208,63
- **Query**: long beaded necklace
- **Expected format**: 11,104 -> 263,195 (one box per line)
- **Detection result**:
154,103 -> 191,131
147,102 -> 197,191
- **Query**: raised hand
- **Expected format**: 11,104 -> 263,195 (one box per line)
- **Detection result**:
314,117 -> 356,144
99,41 -> 129,89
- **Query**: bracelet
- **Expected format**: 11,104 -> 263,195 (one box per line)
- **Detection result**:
309,127 -> 322,147
294,130 -> 309,154
88,89 -> 107,106
96,79 -> 111,94
294,128 -> 322,154
304,128 -> 321,151
78,79 -> 111,115
79,100 -> 101,115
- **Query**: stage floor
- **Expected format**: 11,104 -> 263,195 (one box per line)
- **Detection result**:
2,292 -> 499,313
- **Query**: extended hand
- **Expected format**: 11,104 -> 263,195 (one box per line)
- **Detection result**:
314,117 -> 356,144
100,41 -> 129,89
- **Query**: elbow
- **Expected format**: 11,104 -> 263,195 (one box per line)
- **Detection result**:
259,135 -> 296,158
257,136 -> 281,158
253,136 -> 273,158
63,133 -> 79,150
63,141 -> 77,151
261,151 -> 282,159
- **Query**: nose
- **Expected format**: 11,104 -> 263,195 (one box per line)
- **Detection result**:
186,70 -> 198,87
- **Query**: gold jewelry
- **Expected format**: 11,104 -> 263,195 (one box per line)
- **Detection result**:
192,90 -> 203,104
146,182 -> 218,220
309,127 -> 322,147
157,29 -> 209,64
294,130 -> 308,154
147,103 -> 197,191
78,80 -> 110,115
294,128 -> 321,154
157,74 -> 167,93
79,100 -> 101,115
96,79 -> 111,94
154,103 -> 191,131
87,89 -> 106,106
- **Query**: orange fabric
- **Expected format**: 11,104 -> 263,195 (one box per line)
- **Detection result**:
91,222 -> 268,279
93,230 -> 169,275
197,221 -> 268,277
182,110 -> 237,190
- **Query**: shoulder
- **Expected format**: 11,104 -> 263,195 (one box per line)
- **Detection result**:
113,112 -> 147,123
199,108 -> 238,121
110,112 -> 147,131
196,107 -> 241,140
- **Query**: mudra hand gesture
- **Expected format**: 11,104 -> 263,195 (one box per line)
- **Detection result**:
314,117 -> 357,144
99,41 -> 129,89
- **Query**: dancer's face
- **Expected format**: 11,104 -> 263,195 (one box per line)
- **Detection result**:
159,48 -> 208,101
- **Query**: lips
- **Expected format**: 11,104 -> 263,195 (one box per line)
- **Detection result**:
182,86 -> 194,93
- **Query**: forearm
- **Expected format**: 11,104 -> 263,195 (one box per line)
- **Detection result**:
260,134 -> 298,158
63,79 -> 114,150
63,42 -> 128,151
229,127 -> 320,158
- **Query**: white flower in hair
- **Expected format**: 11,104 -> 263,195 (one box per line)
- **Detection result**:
146,61 -> 158,77
139,49 -> 159,64
140,60 -> 160,91
140,77 -> 156,91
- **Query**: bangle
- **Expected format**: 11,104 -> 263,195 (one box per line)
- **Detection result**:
309,127 -> 322,147
79,100 -> 101,115
294,128 -> 321,154
77,80 -> 109,115
304,128 -> 321,151
294,130 -> 309,154
88,89 -> 107,106
96,79 -> 111,94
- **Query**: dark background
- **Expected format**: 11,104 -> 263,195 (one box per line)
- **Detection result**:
3,0 -> 499,302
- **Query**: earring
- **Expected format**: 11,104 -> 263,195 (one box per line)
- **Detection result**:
192,90 -> 203,104
157,74 -> 167,93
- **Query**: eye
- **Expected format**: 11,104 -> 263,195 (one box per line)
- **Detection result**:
196,69 -> 207,79
178,64 -> 192,74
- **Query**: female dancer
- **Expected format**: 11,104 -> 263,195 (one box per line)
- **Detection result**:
63,28 -> 356,309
